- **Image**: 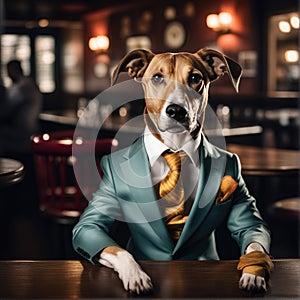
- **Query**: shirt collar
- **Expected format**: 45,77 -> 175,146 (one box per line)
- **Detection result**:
143,125 -> 201,167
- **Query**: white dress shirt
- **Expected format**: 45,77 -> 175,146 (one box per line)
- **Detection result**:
143,126 -> 201,202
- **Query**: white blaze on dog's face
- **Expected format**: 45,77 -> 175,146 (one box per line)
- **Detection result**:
141,53 -> 209,135
111,48 -> 242,150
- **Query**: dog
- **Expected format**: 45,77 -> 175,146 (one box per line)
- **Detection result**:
73,48 -> 273,294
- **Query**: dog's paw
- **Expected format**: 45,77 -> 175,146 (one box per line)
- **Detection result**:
119,263 -> 153,294
100,249 -> 153,294
116,251 -> 153,294
239,273 -> 267,293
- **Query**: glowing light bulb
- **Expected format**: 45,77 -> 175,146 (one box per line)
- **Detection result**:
206,14 -> 219,29
285,50 -> 299,63
278,21 -> 291,33
290,16 -> 300,29
219,12 -> 232,26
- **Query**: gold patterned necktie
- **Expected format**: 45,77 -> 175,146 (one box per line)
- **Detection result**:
159,151 -> 187,220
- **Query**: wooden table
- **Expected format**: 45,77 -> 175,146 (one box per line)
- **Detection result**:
227,144 -> 300,176
0,158 -> 25,187
0,259 -> 298,298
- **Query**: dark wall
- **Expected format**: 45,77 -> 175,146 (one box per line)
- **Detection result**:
84,0 -> 298,96
85,0 -> 260,95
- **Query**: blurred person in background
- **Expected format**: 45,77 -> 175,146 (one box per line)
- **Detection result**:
0,60 -> 43,217
0,62 -> 44,252
0,60 -> 42,156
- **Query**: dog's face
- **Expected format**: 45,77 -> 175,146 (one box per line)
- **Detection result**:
112,48 -> 242,149
140,53 -> 209,134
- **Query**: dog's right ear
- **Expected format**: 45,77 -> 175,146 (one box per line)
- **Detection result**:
111,49 -> 155,85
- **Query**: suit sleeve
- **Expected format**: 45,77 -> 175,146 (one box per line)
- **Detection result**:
226,154 -> 271,255
72,155 -> 123,264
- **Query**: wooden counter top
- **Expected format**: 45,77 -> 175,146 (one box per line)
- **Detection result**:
0,259 -> 299,298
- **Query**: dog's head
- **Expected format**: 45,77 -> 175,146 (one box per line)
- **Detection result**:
112,48 -> 242,149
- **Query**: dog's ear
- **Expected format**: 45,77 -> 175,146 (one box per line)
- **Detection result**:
196,48 -> 242,92
111,49 -> 155,85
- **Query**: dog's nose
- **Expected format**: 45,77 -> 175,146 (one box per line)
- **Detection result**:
166,104 -> 188,122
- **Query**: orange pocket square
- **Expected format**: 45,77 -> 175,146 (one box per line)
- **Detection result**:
215,175 -> 238,205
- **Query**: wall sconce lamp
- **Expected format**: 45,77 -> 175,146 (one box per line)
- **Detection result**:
89,35 -> 110,53
206,12 -> 233,34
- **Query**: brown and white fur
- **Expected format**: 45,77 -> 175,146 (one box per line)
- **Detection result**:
98,48 -> 266,294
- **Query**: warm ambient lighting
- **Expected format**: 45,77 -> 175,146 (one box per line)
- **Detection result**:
278,21 -> 291,33
278,15 -> 299,33
206,12 -> 232,34
88,35 -> 110,53
285,50 -> 299,63
290,16 -> 300,29
38,19 -> 49,27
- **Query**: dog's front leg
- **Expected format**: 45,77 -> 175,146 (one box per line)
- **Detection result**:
99,246 -> 153,294
238,242 -> 273,293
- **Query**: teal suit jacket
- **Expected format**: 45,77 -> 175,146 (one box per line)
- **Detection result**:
72,135 -> 271,263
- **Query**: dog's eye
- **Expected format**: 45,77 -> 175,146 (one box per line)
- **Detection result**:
188,73 -> 202,85
151,73 -> 164,85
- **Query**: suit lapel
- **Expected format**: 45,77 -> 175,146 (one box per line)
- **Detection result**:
118,137 -> 173,249
173,136 -> 226,253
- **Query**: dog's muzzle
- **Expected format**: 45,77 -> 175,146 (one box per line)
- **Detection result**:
166,104 -> 188,122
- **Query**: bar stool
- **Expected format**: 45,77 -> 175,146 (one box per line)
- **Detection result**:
31,131 -> 118,258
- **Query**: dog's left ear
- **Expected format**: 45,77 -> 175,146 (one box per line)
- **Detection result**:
111,49 -> 155,86
196,48 -> 242,92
